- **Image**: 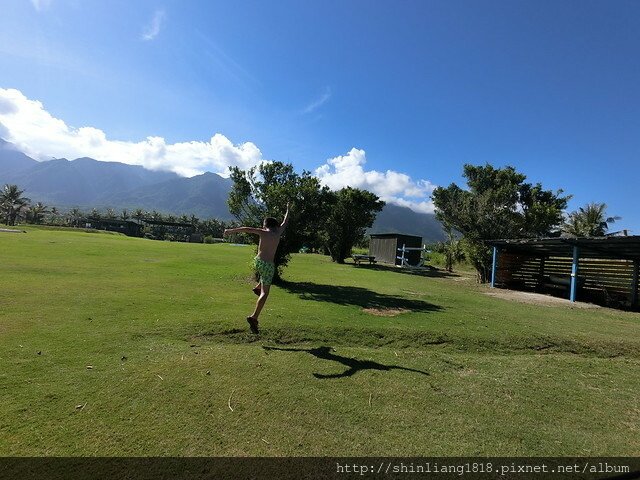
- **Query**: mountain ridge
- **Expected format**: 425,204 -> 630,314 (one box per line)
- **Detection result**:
0,140 -> 445,241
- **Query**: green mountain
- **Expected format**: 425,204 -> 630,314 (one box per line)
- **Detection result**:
0,139 -> 38,178
369,204 -> 445,242
0,139 -> 445,240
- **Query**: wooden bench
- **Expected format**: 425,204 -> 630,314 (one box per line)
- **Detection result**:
352,255 -> 377,266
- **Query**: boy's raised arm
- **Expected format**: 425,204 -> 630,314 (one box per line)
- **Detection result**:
280,202 -> 291,229
223,226 -> 264,236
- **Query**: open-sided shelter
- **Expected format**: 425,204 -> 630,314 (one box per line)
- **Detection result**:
487,236 -> 640,309
85,217 -> 143,237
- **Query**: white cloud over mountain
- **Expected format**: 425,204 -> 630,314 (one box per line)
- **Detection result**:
0,87 -> 436,213
0,88 -> 263,177
315,148 -> 436,213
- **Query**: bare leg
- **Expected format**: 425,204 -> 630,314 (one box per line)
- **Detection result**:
249,284 -> 270,319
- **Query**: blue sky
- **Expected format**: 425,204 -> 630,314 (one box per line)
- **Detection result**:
0,0 -> 639,230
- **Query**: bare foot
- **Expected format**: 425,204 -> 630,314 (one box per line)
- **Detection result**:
246,316 -> 259,334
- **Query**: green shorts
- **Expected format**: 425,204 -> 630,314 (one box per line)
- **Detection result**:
254,256 -> 275,286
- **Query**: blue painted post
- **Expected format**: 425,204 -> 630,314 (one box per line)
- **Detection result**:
631,260 -> 639,307
491,246 -> 498,288
570,246 -> 580,302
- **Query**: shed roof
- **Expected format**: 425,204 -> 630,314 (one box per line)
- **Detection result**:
487,236 -> 640,261
370,232 -> 422,240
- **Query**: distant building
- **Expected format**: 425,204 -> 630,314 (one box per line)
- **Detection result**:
84,217 -> 198,242
84,218 -> 144,237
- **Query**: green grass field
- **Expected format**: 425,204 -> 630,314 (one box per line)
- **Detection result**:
1,226 -> 639,456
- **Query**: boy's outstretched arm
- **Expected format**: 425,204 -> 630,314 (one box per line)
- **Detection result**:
280,202 -> 291,230
223,226 -> 264,236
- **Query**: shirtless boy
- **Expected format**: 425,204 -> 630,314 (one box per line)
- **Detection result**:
223,203 -> 290,334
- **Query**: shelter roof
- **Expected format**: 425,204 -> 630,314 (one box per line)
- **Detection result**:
487,236 -> 640,261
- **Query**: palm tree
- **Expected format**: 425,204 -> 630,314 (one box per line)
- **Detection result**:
105,208 -> 117,219
563,203 -> 620,237
442,225 -> 465,272
68,208 -> 82,227
120,209 -> 130,221
133,209 -> 146,222
49,206 -> 59,224
25,202 -> 49,224
0,184 -> 31,226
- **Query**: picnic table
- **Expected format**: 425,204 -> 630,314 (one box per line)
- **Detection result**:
352,254 -> 377,266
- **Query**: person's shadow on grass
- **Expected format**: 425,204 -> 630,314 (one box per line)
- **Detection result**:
263,345 -> 429,379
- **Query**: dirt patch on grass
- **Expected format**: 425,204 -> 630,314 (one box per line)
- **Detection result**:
484,289 -> 600,309
362,307 -> 411,317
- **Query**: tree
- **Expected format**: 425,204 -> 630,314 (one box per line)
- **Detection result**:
149,210 -> 163,221
105,208 -> 117,219
25,202 -> 49,224
120,209 -> 130,221
432,164 -> 570,282
67,208 -> 83,227
321,187 -> 384,263
49,206 -> 59,224
0,184 -> 30,226
563,203 -> 620,237
441,224 -> 465,272
197,218 -> 229,238
133,209 -> 146,222
228,161 -> 332,281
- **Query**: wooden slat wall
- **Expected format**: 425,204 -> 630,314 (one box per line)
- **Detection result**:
496,253 -> 639,308
579,258 -> 634,297
495,253 -> 544,290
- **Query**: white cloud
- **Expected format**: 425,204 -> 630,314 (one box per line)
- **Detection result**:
142,10 -> 166,41
0,88 -> 265,177
0,87 -> 437,214
315,148 -> 436,213
31,0 -> 52,11
303,87 -> 331,114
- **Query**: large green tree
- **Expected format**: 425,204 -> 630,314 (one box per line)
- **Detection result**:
563,203 -> 620,237
228,161 -> 332,281
1,184 -> 30,226
432,164 -> 570,282
321,187 -> 384,263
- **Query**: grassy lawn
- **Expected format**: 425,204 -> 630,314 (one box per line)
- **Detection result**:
1,226 -> 639,456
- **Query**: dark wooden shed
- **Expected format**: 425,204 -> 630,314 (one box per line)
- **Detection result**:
369,233 -> 423,266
